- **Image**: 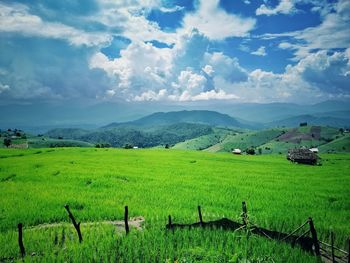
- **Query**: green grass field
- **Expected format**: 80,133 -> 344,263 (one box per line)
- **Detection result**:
0,148 -> 349,262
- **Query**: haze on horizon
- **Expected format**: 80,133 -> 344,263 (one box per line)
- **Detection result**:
0,0 -> 349,107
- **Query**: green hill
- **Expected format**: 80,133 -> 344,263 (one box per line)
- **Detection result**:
178,126 -> 349,154
45,123 -> 214,148
172,128 -> 233,150
268,114 -> 350,128
319,134 -> 350,153
203,129 -> 285,153
104,110 -> 250,129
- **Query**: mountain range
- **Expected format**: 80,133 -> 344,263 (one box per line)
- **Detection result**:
1,100 -> 349,133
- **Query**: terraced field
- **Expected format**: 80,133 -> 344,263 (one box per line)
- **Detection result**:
0,148 -> 349,262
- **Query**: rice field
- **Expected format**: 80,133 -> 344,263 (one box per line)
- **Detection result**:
0,148 -> 349,262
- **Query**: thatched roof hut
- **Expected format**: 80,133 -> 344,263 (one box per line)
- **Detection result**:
287,148 -> 319,165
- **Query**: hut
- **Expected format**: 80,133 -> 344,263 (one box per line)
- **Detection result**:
287,148 -> 319,165
232,149 -> 242,155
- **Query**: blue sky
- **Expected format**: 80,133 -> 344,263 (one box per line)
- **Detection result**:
0,0 -> 349,104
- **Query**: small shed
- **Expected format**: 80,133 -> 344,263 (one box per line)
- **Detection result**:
232,149 -> 242,155
287,148 -> 319,165
309,147 -> 319,153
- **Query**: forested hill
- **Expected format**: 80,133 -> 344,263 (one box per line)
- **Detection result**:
104,110 -> 246,128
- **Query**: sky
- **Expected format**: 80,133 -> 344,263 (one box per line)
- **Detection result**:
0,0 -> 349,105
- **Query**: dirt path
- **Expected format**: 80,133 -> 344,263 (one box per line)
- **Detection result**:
25,216 -> 145,231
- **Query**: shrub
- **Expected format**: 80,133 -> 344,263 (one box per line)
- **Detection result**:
246,147 -> 255,155
3,138 -> 11,148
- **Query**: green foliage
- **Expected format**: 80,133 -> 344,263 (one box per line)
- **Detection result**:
245,147 -> 255,155
3,137 -> 11,147
0,148 -> 349,262
45,123 -> 213,148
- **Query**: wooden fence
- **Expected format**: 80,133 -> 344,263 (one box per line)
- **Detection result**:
12,202 -> 350,263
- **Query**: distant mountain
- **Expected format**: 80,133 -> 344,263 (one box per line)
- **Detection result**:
104,110 -> 249,129
2,100 -> 350,132
267,115 -> 350,128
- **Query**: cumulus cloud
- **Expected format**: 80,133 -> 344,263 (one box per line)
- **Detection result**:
251,46 -> 267,56
1,0 -> 348,104
263,0 -> 350,59
93,6 -> 177,45
256,0 -> 296,16
203,52 -> 248,83
0,83 -> 10,94
181,0 -> 256,40
0,3 -> 111,47
230,49 -> 350,103
159,5 -> 184,13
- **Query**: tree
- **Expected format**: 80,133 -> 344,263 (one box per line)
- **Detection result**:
4,138 -> 11,148
124,144 -> 133,149
246,147 -> 255,155
258,148 -> 262,155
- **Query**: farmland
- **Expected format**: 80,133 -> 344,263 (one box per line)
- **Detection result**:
0,148 -> 349,262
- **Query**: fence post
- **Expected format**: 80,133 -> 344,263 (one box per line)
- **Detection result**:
18,223 -> 25,258
242,201 -> 248,226
308,218 -> 320,256
348,237 -> 349,263
198,206 -> 203,226
331,231 -> 335,263
64,205 -> 83,242
124,206 -> 129,235
168,215 -> 172,228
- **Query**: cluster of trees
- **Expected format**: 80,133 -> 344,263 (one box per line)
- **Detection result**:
95,143 -> 111,148
45,123 -> 213,148
1,128 -> 27,148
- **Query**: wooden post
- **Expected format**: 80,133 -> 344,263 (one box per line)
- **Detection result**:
198,206 -> 203,226
242,201 -> 248,226
308,218 -> 320,256
18,223 -> 25,258
64,205 -> 83,242
124,206 -> 129,235
331,231 -> 335,263
168,215 -> 172,228
347,237 -> 350,263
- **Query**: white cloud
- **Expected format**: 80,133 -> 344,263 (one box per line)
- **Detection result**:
181,0 -> 256,40
202,65 -> 214,76
256,0 -> 296,16
159,5 -> 184,13
179,90 -> 239,101
0,3 -> 111,46
251,46 -> 267,56
0,83 -> 10,94
177,70 -> 207,91
90,40 -> 173,99
203,52 -> 248,83
263,0 -> 350,60
133,89 -> 168,101
94,6 -> 177,45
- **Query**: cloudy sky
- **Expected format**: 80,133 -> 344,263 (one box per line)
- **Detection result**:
0,0 -> 349,104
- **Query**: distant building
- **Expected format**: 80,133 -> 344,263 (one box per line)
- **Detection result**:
309,147 -> 319,153
133,146 -> 139,149
232,149 -> 242,155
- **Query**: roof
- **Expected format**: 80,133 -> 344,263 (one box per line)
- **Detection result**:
287,148 -> 319,165
232,149 -> 242,154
